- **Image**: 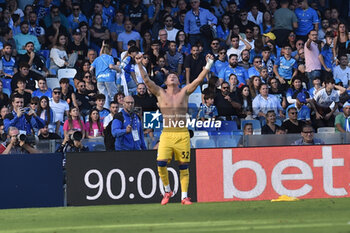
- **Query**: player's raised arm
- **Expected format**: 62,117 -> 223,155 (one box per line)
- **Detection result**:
185,54 -> 214,95
135,54 -> 162,97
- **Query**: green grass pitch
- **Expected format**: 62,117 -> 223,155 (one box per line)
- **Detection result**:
0,198 -> 350,233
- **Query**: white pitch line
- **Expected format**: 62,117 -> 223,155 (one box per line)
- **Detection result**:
0,220 -> 349,233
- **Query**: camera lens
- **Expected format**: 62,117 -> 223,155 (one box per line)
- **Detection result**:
72,131 -> 83,141
17,134 -> 26,141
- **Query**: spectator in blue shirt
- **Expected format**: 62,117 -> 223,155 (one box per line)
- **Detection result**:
184,0 -> 217,52
90,42 -> 119,108
112,96 -> 146,151
320,31 -> 335,74
212,47 -> 228,76
286,92 -> 311,122
273,44 -> 298,90
67,3 -> 88,31
295,0 -> 319,41
32,77 -> 52,99
4,93 -> 45,135
248,56 -> 262,79
218,54 -> 248,86
95,94 -> 110,121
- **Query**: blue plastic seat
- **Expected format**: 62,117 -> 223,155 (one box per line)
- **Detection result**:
219,120 -> 238,131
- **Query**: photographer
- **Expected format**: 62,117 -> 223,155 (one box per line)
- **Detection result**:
4,94 -> 45,134
56,131 -> 89,153
111,96 -> 146,151
2,127 -> 39,154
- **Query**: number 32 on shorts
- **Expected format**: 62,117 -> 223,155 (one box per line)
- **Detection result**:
181,151 -> 189,159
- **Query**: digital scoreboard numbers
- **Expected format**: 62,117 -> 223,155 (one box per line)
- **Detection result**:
66,150 -> 197,206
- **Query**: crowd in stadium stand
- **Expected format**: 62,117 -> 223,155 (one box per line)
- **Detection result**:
0,0 -> 350,152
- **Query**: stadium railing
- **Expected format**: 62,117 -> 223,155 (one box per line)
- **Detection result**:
35,132 -> 350,153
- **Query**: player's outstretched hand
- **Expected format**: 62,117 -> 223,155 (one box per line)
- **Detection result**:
205,54 -> 214,62
135,54 -> 143,65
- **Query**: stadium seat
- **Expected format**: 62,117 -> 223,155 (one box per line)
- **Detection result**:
188,103 -> 198,119
2,88 -> 10,96
188,93 -> 202,107
46,77 -> 60,90
1,78 -> 12,92
275,118 -> 282,126
218,120 -> 238,132
194,138 -> 216,148
317,127 -> 335,133
39,50 -> 50,69
241,119 -> 261,130
193,86 -> 201,93
57,68 -> 77,80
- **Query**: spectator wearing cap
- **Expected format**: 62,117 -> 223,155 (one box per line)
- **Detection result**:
43,5 -> 69,31
67,3 -> 88,32
294,0 -> 319,42
14,21 -> 41,55
45,15 -> 69,49
333,55 -> 350,88
272,0 -> 298,47
67,28 -> 88,66
285,92 -> 311,123
184,0 -> 217,52
335,102 -> 350,133
117,20 -> 141,53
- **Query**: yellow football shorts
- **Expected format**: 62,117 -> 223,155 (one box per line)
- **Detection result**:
157,127 -> 190,163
